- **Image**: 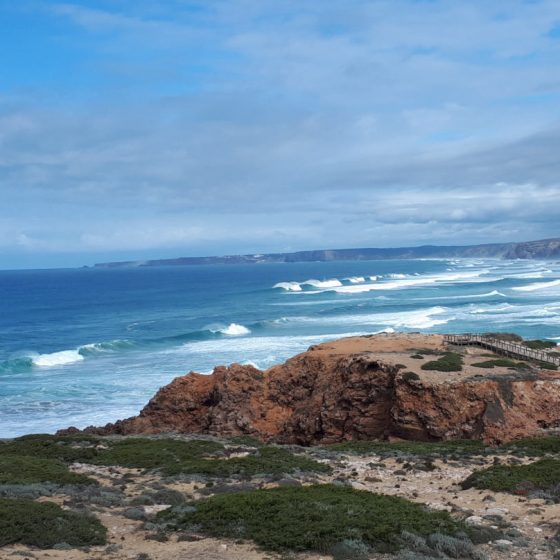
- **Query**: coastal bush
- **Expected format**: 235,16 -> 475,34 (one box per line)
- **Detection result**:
504,436 -> 560,456
326,439 -> 485,458
410,354 -> 425,359
421,352 -> 463,372
471,359 -> 520,369
524,340 -> 557,350
1,435 -> 328,478
157,484 -> 465,554
161,445 -> 331,477
0,498 -> 106,548
92,438 -> 225,470
91,438 -> 329,477
402,371 -> 420,381
1,434 -> 99,463
461,458 -> 560,499
0,455 -> 95,486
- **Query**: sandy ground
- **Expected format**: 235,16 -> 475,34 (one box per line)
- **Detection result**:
2,448 -> 559,560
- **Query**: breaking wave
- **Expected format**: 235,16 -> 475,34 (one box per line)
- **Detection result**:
273,270 -> 491,294
512,279 -> 560,292
210,323 -> 251,336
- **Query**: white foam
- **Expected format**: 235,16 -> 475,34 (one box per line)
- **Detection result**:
273,282 -> 302,291
280,306 -> 450,330
513,279 -> 560,292
368,276 -> 378,281
219,323 -> 251,336
388,273 -> 407,279
412,290 -> 506,301
347,276 -> 366,284
302,279 -> 343,288
32,350 -> 84,367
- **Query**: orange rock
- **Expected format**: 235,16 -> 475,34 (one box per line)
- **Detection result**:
74,334 -> 560,445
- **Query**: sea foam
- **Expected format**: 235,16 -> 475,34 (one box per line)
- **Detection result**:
32,349 -> 84,367
512,279 -> 560,292
218,323 -> 251,336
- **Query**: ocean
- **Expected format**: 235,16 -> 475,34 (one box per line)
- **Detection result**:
1,258 -> 559,438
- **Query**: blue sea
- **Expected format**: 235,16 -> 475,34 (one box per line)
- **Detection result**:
1,258 -> 559,438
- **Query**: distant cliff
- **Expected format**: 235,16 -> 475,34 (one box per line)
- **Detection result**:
93,237 -> 560,268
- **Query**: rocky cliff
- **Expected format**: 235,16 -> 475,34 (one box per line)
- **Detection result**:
77,334 -> 560,444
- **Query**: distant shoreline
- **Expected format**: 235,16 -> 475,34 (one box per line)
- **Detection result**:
92,237 -> 560,268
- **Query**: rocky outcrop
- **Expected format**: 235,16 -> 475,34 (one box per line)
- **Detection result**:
75,335 -> 560,445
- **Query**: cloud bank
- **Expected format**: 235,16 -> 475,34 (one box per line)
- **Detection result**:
1,0 -> 560,267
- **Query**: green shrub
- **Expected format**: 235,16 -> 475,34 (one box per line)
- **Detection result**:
1,435 -> 328,479
402,371 -> 420,382
504,436 -> 560,456
92,438 -> 224,470
461,458 -> 560,497
161,445 -> 331,477
410,354 -> 424,360
471,359 -> 520,369
326,440 -> 485,458
524,340 -> 557,350
0,498 -> 106,548
157,484 -> 463,554
421,353 -> 463,372
0,455 -> 95,486
1,434 -> 100,463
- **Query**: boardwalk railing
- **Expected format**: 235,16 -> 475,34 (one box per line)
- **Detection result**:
444,334 -> 560,368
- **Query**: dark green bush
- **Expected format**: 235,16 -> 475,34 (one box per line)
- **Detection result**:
461,458 -> 560,496
161,445 -> 331,477
158,484 -> 462,554
402,371 -> 420,381
1,434 -> 100,463
0,498 -> 106,548
524,340 -> 557,350
421,353 -> 463,372
326,440 -> 485,458
410,354 -> 424,360
0,455 -> 95,486
471,359 -> 520,369
1,435 -> 328,479
504,436 -> 560,456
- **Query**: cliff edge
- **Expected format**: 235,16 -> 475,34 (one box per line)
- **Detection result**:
75,333 -> 560,444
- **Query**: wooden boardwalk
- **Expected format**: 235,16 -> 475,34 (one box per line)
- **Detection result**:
444,334 -> 560,368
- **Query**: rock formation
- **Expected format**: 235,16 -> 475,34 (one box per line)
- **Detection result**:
74,333 -> 560,445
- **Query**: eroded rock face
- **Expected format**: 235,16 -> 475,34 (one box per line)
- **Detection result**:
76,334 -> 560,444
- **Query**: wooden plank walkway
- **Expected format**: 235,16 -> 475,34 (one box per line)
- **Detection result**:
444,334 -> 560,368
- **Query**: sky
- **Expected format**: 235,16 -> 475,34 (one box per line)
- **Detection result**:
1,0 -> 560,269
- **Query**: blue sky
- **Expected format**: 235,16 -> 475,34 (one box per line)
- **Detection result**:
1,0 -> 560,268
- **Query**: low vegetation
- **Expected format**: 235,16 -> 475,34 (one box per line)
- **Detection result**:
461,458 -> 560,501
0,498 -> 106,548
326,439 -> 486,458
471,358 -> 522,369
1,434 -> 329,478
524,339 -> 557,350
157,484 -> 467,555
421,352 -> 463,372
326,436 -> 560,459
0,455 -> 95,486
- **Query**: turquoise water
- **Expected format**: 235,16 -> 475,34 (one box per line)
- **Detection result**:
0,258 -> 559,437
